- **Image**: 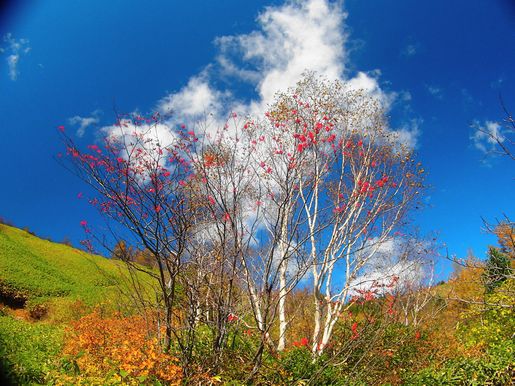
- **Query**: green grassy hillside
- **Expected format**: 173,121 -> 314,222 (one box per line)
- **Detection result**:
0,224 -> 130,306
0,224 -> 147,384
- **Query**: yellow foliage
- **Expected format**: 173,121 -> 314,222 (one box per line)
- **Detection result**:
62,310 -> 182,384
495,222 -> 515,260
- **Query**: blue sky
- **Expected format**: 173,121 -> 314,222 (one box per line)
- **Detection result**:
0,0 -> 513,280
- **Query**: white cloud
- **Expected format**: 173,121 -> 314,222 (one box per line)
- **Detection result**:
402,43 -> 418,57
68,110 -> 102,137
218,0 -> 347,112
95,0 -> 419,168
154,0 -> 417,148
157,74 -> 228,120
425,84 -> 443,99
2,33 -> 30,81
471,120 -> 504,155
346,70 -> 395,108
160,0 -> 396,116
349,237 -> 432,296
391,118 -> 422,150
7,54 -> 19,81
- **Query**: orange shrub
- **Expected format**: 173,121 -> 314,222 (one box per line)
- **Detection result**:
62,310 -> 182,384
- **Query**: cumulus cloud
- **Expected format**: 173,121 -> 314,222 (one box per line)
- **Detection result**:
471,120 -> 504,155
215,0 -> 346,112
349,236 -> 432,296
2,33 -> 30,81
157,74 -> 228,120
97,0 -> 420,182
391,118 -> 422,150
150,0 -> 418,147
68,110 -> 102,137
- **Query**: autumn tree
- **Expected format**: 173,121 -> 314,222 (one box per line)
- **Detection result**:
185,112 -> 313,374
385,236 -> 442,328
61,73 -> 427,376
253,75 -> 425,355
60,114 -> 204,372
186,75 -> 426,360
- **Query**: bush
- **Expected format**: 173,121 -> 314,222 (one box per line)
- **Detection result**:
406,279 -> 515,385
404,346 -> 514,385
0,316 -> 63,384
60,310 -> 183,385
278,347 -> 346,385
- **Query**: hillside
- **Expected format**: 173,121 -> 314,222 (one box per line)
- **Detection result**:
0,224 -> 144,383
0,224 -> 133,307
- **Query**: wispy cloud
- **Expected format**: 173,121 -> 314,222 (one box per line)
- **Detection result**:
490,75 -> 505,89
401,43 -> 418,57
68,110 -> 102,137
399,90 -> 412,102
401,38 -> 420,58
471,119 -> 504,155
425,84 -> 443,99
1,33 -> 30,81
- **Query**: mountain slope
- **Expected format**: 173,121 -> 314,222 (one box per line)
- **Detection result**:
0,224 -> 132,307
0,224 -> 145,384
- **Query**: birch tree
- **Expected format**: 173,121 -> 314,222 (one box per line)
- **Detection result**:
188,113 -> 314,359
260,75 -> 425,354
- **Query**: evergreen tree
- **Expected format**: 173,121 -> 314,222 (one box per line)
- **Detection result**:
482,247 -> 511,293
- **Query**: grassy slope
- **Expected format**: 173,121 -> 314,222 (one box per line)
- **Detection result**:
0,224 -> 146,384
0,224 -> 131,306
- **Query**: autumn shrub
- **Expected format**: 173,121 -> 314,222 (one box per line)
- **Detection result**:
458,281 -> 515,352
482,247 -> 512,293
251,317 -> 429,385
61,310 -> 183,385
28,302 -> 49,320
404,278 -> 515,385
404,347 -> 514,386
197,324 -> 265,383
276,347 -> 343,385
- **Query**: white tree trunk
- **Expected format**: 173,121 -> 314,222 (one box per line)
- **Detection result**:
277,262 -> 287,350
277,211 -> 290,351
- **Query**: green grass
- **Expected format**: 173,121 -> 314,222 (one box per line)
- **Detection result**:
0,315 -> 63,385
0,224 -> 154,384
0,224 -> 133,306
